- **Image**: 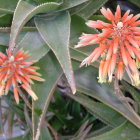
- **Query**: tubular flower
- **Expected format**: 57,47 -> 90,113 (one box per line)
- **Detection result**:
0,49 -> 45,103
75,5 -> 140,86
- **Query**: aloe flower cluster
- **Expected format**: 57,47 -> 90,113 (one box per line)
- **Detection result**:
0,49 -> 44,103
76,6 -> 140,86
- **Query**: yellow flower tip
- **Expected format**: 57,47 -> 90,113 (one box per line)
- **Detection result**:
1,80 -> 6,86
133,81 -> 140,86
16,99 -> 19,104
33,95 -> 38,101
72,88 -> 76,94
89,40 -> 95,44
9,56 -> 15,62
98,34 -> 104,37
108,76 -> 112,83
80,57 -> 89,67
117,5 -> 120,9
24,50 -> 29,54
101,53 -> 106,59
41,78 -> 45,82
97,77 -> 106,83
136,59 -> 140,69
91,59 -> 95,63
74,44 -> 81,48
36,67 -> 40,70
5,90 -> 8,95
113,49 -> 118,54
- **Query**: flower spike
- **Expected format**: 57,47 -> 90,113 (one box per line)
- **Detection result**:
0,49 -> 44,103
76,5 -> 140,86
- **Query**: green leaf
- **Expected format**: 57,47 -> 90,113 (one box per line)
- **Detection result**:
35,12 -> 76,93
9,0 -> 60,48
33,52 -> 62,111
70,15 -> 97,47
15,32 -> 50,61
86,122 -> 140,140
88,126 -> 112,137
78,0 -> 109,19
33,51 -> 62,140
74,64 -> 140,129
59,0 -> 91,11
68,1 -> 90,15
70,92 -> 126,127
37,125 -> 53,140
0,14 -> 13,26
0,32 -> 28,47
128,0 -> 140,9
0,0 -> 18,14
0,33 -> 9,46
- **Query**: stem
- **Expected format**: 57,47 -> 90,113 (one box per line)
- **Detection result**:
34,74 -> 62,140
114,76 -> 138,112
24,104 -> 32,130
44,120 -> 58,140
18,88 -> 32,109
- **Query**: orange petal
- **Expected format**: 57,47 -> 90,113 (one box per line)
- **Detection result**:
100,7 -> 114,21
87,48 -> 99,64
5,80 -> 11,95
116,61 -> 124,80
0,85 -> 5,96
0,73 -> 7,83
86,20 -> 104,29
106,44 -> 113,60
107,8 -> 114,21
14,87 -> 19,104
29,75 -> 45,82
102,59 -> 111,78
113,38 -> 119,53
19,76 -> 30,86
120,46 -> 128,66
124,41 -> 135,58
91,44 -> 107,62
22,84 -> 38,100
115,5 -> 121,23
12,76 -> 16,88
99,60 -> 105,81
122,10 -> 130,21
132,47 -> 140,60
0,52 -> 6,59
131,20 -> 140,26
127,36 -> 139,48
129,27 -> 140,32
126,51 -> 138,73
123,14 -> 133,23
128,14 -> 140,25
110,53 -> 117,73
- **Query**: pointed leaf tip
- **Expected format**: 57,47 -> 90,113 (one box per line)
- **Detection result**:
35,12 -> 76,93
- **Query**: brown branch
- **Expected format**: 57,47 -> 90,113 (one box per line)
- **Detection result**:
18,88 -> 32,109
44,120 -> 58,140
114,76 -> 138,112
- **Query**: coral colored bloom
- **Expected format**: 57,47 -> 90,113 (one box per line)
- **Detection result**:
0,49 -> 44,103
75,5 -> 140,86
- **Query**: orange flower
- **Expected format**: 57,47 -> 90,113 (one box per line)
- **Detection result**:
75,5 -> 140,86
0,49 -> 44,103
